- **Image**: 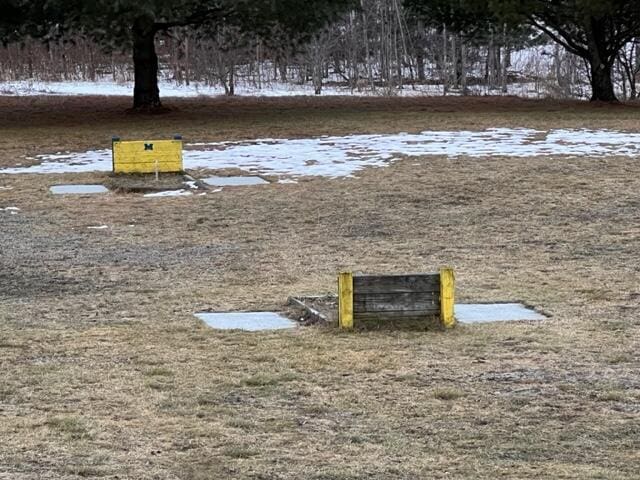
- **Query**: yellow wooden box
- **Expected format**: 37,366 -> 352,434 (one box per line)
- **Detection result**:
112,136 -> 183,174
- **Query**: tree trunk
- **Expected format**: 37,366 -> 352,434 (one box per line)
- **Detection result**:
415,19 -> 426,82
441,24 -> 448,94
460,39 -> 468,95
451,34 -> 458,88
228,64 -> 235,96
589,59 -> 617,102
416,52 -> 425,81
313,60 -> 323,94
133,15 -> 161,109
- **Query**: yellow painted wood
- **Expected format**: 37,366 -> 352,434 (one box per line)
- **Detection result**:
439,267 -> 456,328
338,271 -> 354,329
112,139 -> 183,174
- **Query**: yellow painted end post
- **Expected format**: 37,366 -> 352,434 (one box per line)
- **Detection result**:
338,271 -> 354,330
439,267 -> 455,328
111,135 -> 120,172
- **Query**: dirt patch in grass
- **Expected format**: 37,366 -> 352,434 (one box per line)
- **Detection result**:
104,173 -> 192,193
288,295 -> 338,324
1,97 -> 639,479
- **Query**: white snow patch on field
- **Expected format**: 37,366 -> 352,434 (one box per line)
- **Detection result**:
1,206 -> 20,215
0,79 -> 556,99
0,80 -> 439,98
1,128 -> 638,178
143,189 -> 193,198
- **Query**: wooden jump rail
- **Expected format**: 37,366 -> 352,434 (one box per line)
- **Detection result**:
338,268 -> 455,329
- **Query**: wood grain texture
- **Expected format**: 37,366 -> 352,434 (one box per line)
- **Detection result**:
353,274 -> 440,294
354,311 -> 439,321
343,271 -> 455,327
353,292 -> 439,313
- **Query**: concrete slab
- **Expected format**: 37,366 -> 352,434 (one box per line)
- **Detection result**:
195,311 -> 296,331
203,176 -> 269,187
50,184 -> 109,195
455,303 -> 546,324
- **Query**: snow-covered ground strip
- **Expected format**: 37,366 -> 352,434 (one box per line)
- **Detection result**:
0,79 -> 553,99
0,79 -> 429,97
2,128 -> 638,179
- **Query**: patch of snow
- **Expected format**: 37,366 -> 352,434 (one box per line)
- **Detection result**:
0,186 -> 13,190
143,189 -> 193,198
2,128 -> 639,179
278,179 -> 298,184
0,79 -> 518,98
0,75 -> 586,100
1,206 -> 19,215
87,225 -> 109,230
203,176 -> 269,186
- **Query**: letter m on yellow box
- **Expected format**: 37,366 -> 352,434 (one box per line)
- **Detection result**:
112,136 -> 183,174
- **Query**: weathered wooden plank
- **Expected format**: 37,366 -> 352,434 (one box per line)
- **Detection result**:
439,267 -> 456,328
338,271 -> 354,329
353,274 -> 440,294
338,270 -> 455,328
354,292 -> 439,313
354,310 -> 440,321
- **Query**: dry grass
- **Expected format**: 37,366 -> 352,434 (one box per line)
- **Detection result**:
2,94 -> 640,169
104,173 -> 191,193
0,96 -> 639,479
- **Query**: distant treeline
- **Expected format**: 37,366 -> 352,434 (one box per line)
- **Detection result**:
1,0 -> 639,100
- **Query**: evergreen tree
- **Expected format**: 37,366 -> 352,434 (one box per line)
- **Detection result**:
27,0 -> 355,108
406,0 -> 640,101
496,0 -> 640,101
0,0 -> 28,41
405,0 -> 497,37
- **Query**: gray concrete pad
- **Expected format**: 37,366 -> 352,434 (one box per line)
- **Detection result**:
196,311 -> 296,331
50,184 -> 109,195
455,303 -> 546,324
203,176 -> 269,187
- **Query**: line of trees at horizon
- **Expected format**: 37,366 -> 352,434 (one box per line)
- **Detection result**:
1,0 -> 640,107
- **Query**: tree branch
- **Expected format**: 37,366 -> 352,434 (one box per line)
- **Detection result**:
153,5 -> 227,32
527,16 -> 588,58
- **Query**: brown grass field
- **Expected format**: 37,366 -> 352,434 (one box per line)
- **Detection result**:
0,95 -> 639,479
